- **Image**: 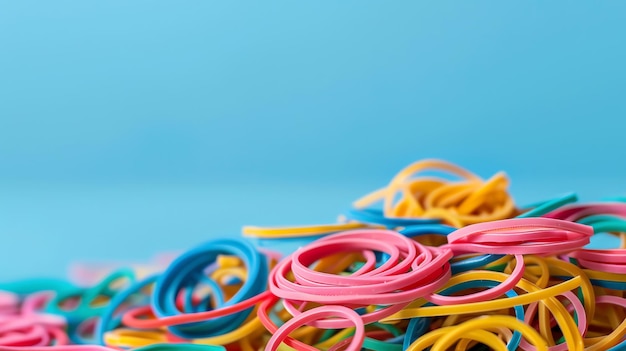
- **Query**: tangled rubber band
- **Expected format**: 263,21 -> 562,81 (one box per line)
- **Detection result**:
269,229 -> 452,328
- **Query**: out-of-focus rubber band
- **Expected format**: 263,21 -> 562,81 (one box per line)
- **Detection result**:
242,223 -> 374,239
517,193 -> 578,218
96,274 -> 158,345
103,328 -> 167,348
343,209 -> 438,228
352,159 -> 515,227
398,224 -> 455,238
0,279 -> 78,297
545,202 -> 626,222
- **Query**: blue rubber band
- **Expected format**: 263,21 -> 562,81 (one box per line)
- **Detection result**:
402,317 -> 431,350
344,208 -> 439,228
152,238 -> 268,339
450,253 -> 504,275
398,224 -> 455,237
608,339 -> 626,351
96,274 -> 158,345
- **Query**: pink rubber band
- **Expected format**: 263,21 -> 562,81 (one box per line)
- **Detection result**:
0,291 -> 18,315
0,292 -> 68,347
447,218 -> 592,255
0,347 -> 119,351
544,203 -> 626,221
570,249 -> 626,274
269,229 -> 452,328
271,229 -> 452,304
265,305 -> 365,351
426,254 -> 525,305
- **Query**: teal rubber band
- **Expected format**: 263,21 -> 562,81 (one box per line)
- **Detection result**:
46,268 -> 137,344
0,278 -> 78,296
517,193 -> 578,218
332,322 -> 403,351
577,215 -> 626,226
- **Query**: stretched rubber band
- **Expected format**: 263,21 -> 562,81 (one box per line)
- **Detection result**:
447,218 -> 593,255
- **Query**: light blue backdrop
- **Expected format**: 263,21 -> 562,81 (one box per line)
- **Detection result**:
1,1 -> 625,280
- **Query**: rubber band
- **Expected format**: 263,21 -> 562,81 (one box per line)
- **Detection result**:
381,274 -> 583,320
519,290 -> 587,351
406,315 -> 549,351
427,279 -> 525,351
446,218 -> 593,255
426,254 -> 524,305
517,193 -> 578,218
150,238 -> 268,339
96,274 -> 158,345
343,208 -> 438,228
242,223 -> 374,239
44,269 -> 136,344
10,158 -> 626,351
265,305 -> 365,351
352,159 -> 516,227
0,279 -> 78,297
269,229 -> 452,328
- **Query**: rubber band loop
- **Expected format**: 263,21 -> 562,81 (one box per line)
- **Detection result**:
447,218 -> 593,255
406,315 -> 549,351
265,305 -> 365,351
352,159 -> 515,227
242,222 -> 374,239
150,238 -> 268,339
343,209 -> 438,228
517,193 -> 578,218
96,274 -> 157,345
269,229 -> 452,328
426,254 -> 524,305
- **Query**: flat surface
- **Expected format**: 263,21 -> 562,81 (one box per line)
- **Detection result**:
1,176 -> 623,280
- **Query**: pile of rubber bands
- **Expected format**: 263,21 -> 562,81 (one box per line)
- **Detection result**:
4,159 -> 626,351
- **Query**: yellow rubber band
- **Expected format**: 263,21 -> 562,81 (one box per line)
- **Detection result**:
381,274 -> 582,320
429,316 -> 548,351
242,222 -> 374,238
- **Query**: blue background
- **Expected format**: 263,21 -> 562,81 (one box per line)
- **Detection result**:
1,1 -> 626,280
